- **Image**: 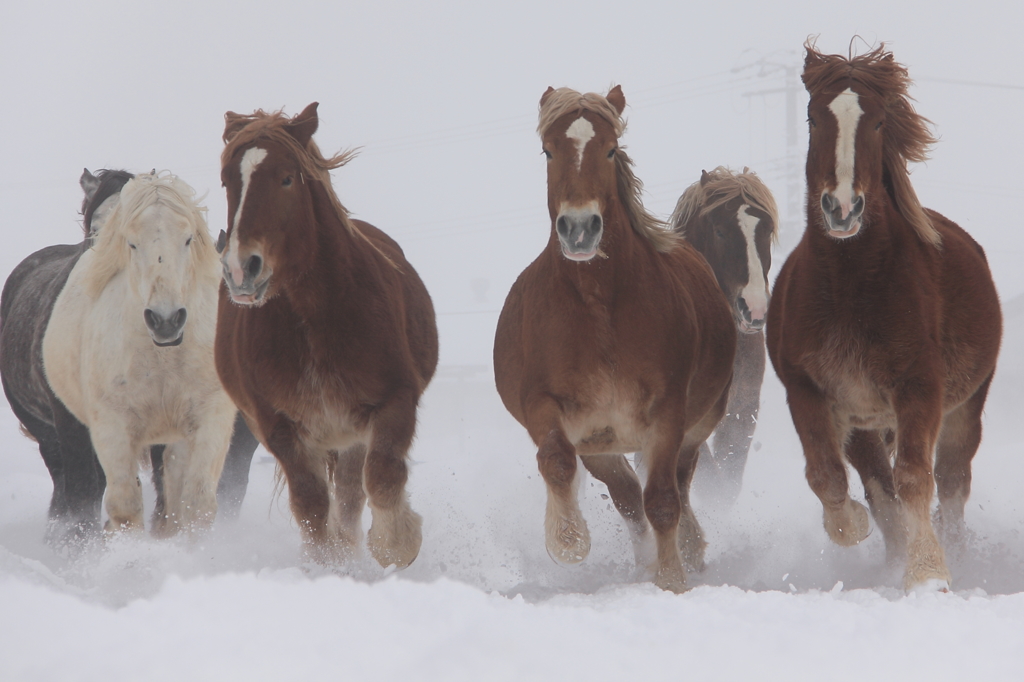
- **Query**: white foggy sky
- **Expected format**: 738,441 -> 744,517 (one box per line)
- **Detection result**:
2,0 -> 1021,365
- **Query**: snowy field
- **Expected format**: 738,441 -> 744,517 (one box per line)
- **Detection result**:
2,299 -> 1023,680
4,1 -> 1024,680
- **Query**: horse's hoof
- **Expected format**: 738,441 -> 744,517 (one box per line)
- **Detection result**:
653,564 -> 689,594
907,577 -> 951,594
823,498 -> 871,546
368,507 -> 423,569
545,515 -> 591,565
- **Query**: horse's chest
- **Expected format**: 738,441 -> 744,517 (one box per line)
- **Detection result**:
558,370 -> 653,455
806,332 -> 894,428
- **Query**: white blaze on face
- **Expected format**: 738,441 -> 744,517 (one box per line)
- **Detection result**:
827,88 -> 863,219
226,146 -> 268,285
738,204 -> 767,323
565,117 -> 595,171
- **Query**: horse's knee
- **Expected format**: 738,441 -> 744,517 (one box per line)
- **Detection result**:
537,430 -> 576,489
644,483 -> 681,534
364,452 -> 408,508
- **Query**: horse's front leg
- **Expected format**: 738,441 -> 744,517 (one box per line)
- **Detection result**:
784,373 -> 870,547
894,385 -> 949,590
364,388 -> 423,569
89,419 -> 144,533
526,397 -> 590,566
178,399 -> 235,532
644,416 -> 688,593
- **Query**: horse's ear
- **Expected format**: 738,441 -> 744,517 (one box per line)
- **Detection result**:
287,102 -> 320,147
607,85 -> 626,115
80,169 -> 100,201
223,111 -> 250,144
700,169 -> 711,187
540,86 -> 556,108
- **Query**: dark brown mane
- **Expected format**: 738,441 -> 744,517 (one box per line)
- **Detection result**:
803,41 -> 941,246
222,109 -> 358,233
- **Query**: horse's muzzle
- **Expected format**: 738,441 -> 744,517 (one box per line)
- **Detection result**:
556,207 -> 604,261
144,307 -> 187,346
821,192 -> 864,238
221,257 -> 272,306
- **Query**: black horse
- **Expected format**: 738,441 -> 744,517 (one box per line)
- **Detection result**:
0,169 -> 259,547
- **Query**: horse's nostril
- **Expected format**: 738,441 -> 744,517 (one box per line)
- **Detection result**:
589,215 -> 602,234
821,193 -> 838,215
244,255 -> 263,280
556,216 -> 570,238
144,309 -> 158,331
172,308 -> 187,330
851,195 -> 865,217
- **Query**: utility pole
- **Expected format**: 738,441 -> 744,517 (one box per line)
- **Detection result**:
735,54 -> 804,253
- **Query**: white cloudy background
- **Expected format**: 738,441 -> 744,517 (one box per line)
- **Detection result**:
2,1 -> 1023,679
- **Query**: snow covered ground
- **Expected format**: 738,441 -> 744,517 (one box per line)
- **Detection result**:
2,299 -> 1023,680
3,2 -> 1024,679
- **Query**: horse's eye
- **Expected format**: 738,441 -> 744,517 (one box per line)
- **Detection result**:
607,147 -> 617,159
807,116 -> 816,128
542,149 -> 552,160
185,236 -> 192,246
129,243 -> 137,250
282,176 -> 293,187
875,121 -> 883,131
714,228 -> 724,239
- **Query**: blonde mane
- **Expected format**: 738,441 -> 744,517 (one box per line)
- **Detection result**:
803,41 -> 941,247
84,171 -> 218,297
670,166 -> 779,243
538,88 -> 681,254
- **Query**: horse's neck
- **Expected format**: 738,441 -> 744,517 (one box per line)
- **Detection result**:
280,199 -> 362,325
550,206 -> 642,301
805,199 -> 909,285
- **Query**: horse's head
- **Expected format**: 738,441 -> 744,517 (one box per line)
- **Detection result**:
537,86 -> 629,262
673,168 -> 777,333
88,172 -> 214,347
80,168 -> 133,237
802,42 -> 939,245
219,103 -> 324,306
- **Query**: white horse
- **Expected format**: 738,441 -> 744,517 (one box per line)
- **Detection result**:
43,171 -> 236,536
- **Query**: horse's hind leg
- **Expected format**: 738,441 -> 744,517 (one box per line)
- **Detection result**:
364,390 -> 423,569
332,444 -> 367,559
51,400 -> 105,542
581,454 -> 649,565
216,412 -> 260,519
934,374 -> 991,548
845,429 -> 906,564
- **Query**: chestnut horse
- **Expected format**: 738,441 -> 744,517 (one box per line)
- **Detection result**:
216,103 -> 438,568
671,167 -> 778,504
766,44 -> 1001,590
494,86 -> 735,592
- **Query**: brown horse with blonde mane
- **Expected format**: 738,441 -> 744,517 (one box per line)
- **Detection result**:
494,86 -> 736,592
215,103 -> 438,568
766,43 -> 1001,590
671,166 -> 778,504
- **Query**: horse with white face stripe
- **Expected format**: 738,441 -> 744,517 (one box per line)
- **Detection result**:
495,86 -> 736,593
671,167 -> 779,504
216,103 -> 438,570
767,43 -> 1001,591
